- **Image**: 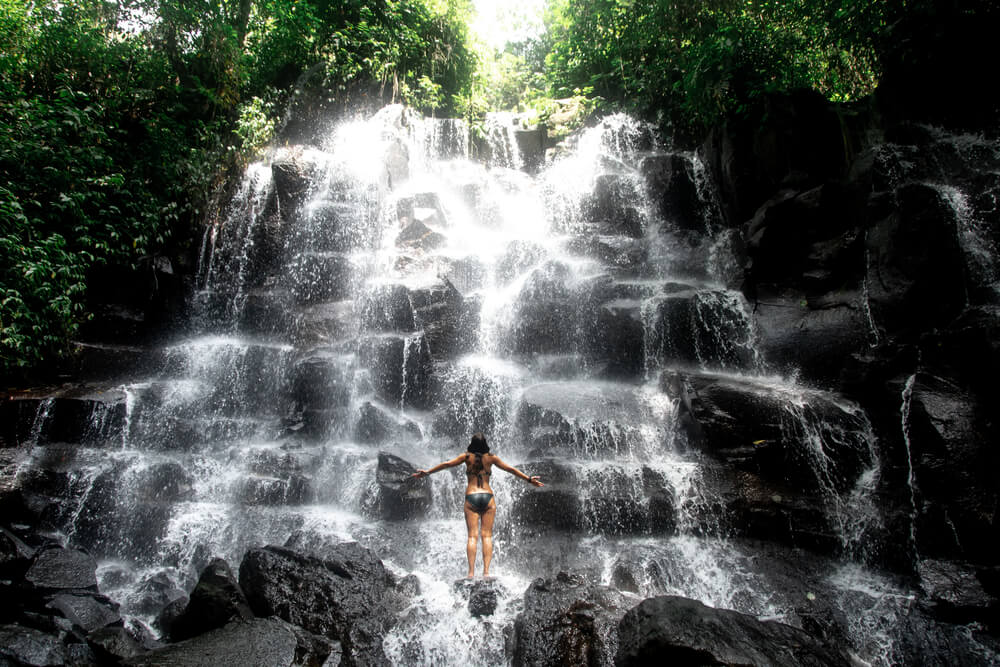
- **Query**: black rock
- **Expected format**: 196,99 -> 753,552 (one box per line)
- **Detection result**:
171,558 -> 254,641
513,572 -> 629,667
641,153 -> 703,230
453,578 -> 506,617
362,452 -> 432,521
88,625 -> 146,663
354,402 -> 421,445
616,595 -> 850,666
1,525 -> 35,578
239,543 -> 397,665
0,623 -> 67,666
45,593 -> 121,634
125,618 -> 300,667
24,546 -> 98,592
918,559 -> 999,628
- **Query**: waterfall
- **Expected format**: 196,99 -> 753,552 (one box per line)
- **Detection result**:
10,106 -> 983,667
900,372 -> 921,562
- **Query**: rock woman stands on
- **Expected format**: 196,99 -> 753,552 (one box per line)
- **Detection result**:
411,432 -> 543,578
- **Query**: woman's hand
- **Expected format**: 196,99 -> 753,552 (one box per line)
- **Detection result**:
411,469 -> 428,479
528,475 -> 544,487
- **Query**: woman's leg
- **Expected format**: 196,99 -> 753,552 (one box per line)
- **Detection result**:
481,502 -> 496,577
464,503 -> 480,578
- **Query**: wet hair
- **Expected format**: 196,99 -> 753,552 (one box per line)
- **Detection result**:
467,432 -> 490,454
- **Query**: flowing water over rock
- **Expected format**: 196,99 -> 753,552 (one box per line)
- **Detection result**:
5,107 -> 998,665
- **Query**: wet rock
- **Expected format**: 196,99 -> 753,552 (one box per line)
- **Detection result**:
496,240 -> 546,286
88,625 -> 145,663
126,618 -> 299,667
565,235 -> 647,271
171,558 -> 254,641
518,382 -> 650,458
271,147 -> 324,217
584,173 -> 644,238
40,392 -> 127,446
584,298 -> 644,377
292,354 -> 352,413
410,279 -> 480,361
25,546 -> 98,592
513,461 -> 582,531
73,468 -> 173,560
397,192 -> 447,228
512,572 -> 629,667
510,300 -> 579,355
641,153 -> 702,230
679,373 -> 874,495
358,333 -> 433,408
751,292 -> 869,384
453,578 -> 507,617
362,452 -> 432,521
239,475 -> 311,506
396,219 -> 447,251
289,252 -> 354,305
905,373 -> 998,562
918,559 -> 999,628
1,525 -> 35,578
134,462 -> 195,503
132,571 -> 187,616
238,291 -> 291,336
866,183 -> 967,336
154,596 -> 187,638
290,301 -> 354,347
616,595 -> 850,666
239,544 -> 397,665
359,284 -> 416,332
0,623 -> 67,666
640,467 -> 677,533
303,200 -> 375,252
45,593 -> 121,633
354,402 -> 421,445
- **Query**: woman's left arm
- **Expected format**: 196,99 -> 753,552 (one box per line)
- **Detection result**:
492,456 -> 544,486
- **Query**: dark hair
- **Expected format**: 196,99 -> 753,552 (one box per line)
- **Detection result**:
468,432 -> 490,454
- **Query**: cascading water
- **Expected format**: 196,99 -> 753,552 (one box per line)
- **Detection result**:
8,106 -> 996,666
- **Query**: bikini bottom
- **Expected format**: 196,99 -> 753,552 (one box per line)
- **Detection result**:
465,492 -> 494,514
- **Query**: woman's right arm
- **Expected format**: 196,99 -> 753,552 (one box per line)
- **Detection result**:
411,453 -> 466,479
492,456 -> 544,487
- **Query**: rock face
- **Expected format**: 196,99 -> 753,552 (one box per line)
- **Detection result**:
24,546 -> 98,592
170,558 -> 254,641
239,543 -> 399,666
513,572 -> 630,667
126,617 -> 303,667
362,452 -> 432,521
616,596 -> 850,667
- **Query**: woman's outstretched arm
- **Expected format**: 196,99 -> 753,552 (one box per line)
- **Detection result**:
491,456 -> 544,486
411,453 -> 466,478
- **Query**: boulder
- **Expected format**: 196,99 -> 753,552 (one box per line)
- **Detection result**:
511,461 -> 582,531
239,475 -> 311,506
584,173 -> 645,238
88,625 -> 146,663
362,452 -> 432,521
45,592 -> 121,633
512,572 -> 629,667
453,578 -> 507,617
517,382 -> 650,458
866,182 -> 967,336
24,546 -> 98,592
239,544 -> 397,665
359,284 -> 416,332
1,525 -> 35,578
125,618 -> 303,667
410,279 -> 480,360
616,595 -> 850,666
289,252 -> 354,305
290,301 -> 354,347
358,333 -> 433,409
170,559 -> 253,641
918,559 -> 999,629
271,147 -> 324,218
0,623 -> 67,666
302,200 -> 375,252
640,153 -> 703,230
396,220 -> 446,251
354,402 -> 421,445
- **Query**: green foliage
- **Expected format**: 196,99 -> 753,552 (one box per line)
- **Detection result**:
543,0 -> 892,129
0,0 -> 477,376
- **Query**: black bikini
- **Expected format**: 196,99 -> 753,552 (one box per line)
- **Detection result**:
465,453 -> 493,514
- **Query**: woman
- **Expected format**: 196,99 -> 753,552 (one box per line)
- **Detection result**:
412,432 -> 543,578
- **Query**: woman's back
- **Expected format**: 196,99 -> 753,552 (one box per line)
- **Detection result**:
465,452 -> 493,492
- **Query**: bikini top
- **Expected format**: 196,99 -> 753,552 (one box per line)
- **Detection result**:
466,452 -> 491,488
